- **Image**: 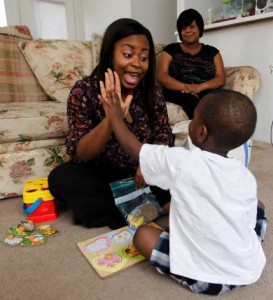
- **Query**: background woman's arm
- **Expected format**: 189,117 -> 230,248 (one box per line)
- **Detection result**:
157,51 -> 188,92
196,52 -> 226,91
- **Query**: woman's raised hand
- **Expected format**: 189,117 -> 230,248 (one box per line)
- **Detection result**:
99,69 -> 133,118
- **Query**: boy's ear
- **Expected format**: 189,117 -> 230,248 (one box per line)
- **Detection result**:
197,125 -> 208,142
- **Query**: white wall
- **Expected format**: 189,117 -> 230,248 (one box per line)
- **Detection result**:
202,20 -> 273,143
82,0 -> 131,38
177,0 -> 273,143
131,0 -> 177,44
4,0 -> 177,43
82,0 -> 177,43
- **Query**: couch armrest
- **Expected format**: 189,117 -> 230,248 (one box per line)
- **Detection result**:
224,66 -> 261,100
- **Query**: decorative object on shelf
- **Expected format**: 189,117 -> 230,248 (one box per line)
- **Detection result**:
207,7 -> 214,24
220,0 -> 257,19
222,0 -> 238,19
256,0 -> 273,13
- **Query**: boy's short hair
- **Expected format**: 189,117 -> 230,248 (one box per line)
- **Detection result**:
177,9 -> 204,41
199,89 -> 257,151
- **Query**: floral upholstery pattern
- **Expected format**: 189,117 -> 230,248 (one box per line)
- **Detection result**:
0,102 -> 68,143
19,39 -> 93,102
91,33 -> 102,68
224,66 -> 261,100
0,146 -> 69,199
154,43 -> 165,64
0,26 -> 261,200
0,100 -> 69,199
166,102 -> 189,127
0,25 -> 32,39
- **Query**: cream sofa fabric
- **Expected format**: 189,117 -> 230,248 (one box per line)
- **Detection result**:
0,27 -> 261,200
0,101 -> 70,199
19,39 -> 93,102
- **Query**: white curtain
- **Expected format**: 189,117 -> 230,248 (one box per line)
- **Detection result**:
0,0 -> 7,26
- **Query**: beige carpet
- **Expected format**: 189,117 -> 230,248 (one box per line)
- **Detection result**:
0,140 -> 272,300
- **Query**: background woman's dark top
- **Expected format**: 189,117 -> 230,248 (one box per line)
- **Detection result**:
162,43 -> 219,118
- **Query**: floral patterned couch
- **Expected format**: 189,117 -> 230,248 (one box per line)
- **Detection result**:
0,27 -> 261,200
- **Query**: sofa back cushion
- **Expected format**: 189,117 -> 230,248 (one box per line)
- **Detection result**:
0,26 -> 49,102
19,39 -> 93,102
224,66 -> 261,100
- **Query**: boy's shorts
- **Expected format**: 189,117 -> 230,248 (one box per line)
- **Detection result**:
150,203 -> 267,295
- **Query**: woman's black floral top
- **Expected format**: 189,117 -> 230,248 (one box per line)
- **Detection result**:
66,75 -> 174,173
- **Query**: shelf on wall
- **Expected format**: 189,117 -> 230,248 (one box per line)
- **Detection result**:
205,11 -> 273,31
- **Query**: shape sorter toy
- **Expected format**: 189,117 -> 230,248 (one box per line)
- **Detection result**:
23,178 -> 58,223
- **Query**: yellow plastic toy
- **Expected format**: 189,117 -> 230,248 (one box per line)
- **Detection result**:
22,178 -> 57,223
23,177 -> 53,204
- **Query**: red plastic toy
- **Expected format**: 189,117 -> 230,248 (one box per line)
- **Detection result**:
23,178 -> 58,223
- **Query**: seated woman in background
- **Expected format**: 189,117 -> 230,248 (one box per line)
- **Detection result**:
157,8 -> 226,119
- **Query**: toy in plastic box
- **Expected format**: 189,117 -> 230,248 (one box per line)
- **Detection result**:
23,178 -> 58,223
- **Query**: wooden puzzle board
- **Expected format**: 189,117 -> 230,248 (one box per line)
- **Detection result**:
77,223 -> 160,278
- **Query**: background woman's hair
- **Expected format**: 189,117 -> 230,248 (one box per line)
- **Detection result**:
177,9 -> 204,41
93,18 -> 156,96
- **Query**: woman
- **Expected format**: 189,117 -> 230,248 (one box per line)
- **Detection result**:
48,18 -> 174,229
157,9 -> 226,119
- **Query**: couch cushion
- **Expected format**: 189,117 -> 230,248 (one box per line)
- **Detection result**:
0,102 -> 69,144
19,39 -> 93,102
224,66 -> 261,100
0,26 -> 49,102
0,25 -> 32,39
91,33 -> 102,69
166,102 -> 189,127
0,145 -> 68,199
154,43 -> 165,64
0,138 -> 66,155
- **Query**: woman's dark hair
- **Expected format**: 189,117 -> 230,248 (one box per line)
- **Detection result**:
92,18 -> 156,96
177,9 -> 204,41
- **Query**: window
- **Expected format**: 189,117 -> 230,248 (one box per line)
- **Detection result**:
0,0 -> 7,26
33,0 -> 68,39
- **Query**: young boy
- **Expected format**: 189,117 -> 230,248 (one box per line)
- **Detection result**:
100,70 -> 267,295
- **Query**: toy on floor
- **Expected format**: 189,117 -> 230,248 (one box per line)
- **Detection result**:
20,219 -> 35,231
21,234 -> 46,246
4,233 -> 23,246
77,222 -> 161,278
22,177 -> 58,223
8,219 -> 35,237
36,224 -> 58,237
2,219 -> 58,247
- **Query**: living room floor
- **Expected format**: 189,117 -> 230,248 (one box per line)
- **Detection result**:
0,140 -> 272,300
